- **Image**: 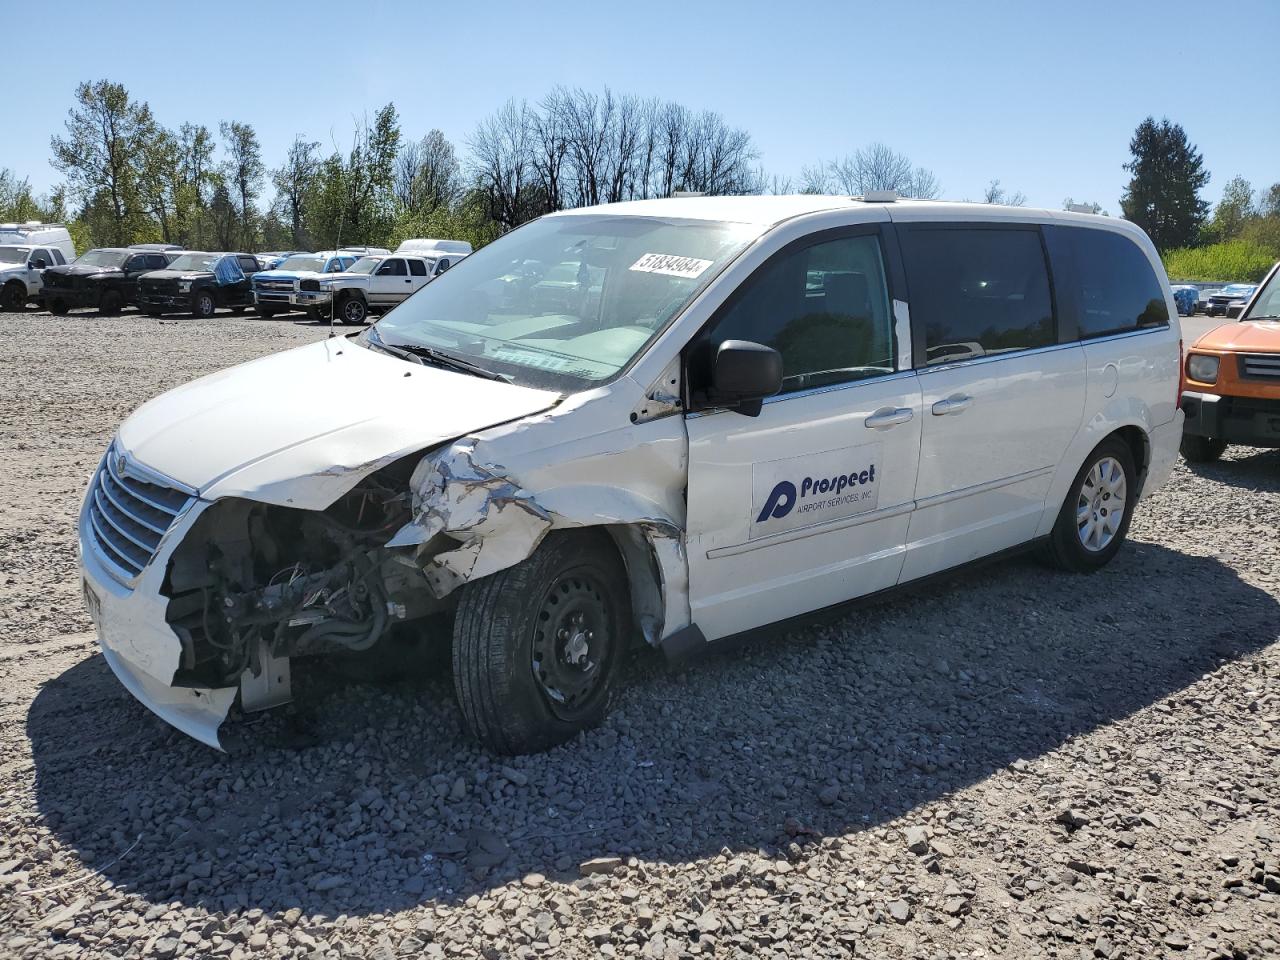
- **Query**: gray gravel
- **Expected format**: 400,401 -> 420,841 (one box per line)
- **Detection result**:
1,306 -> 1278,959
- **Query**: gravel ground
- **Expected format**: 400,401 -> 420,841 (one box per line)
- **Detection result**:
1,306 -> 1278,960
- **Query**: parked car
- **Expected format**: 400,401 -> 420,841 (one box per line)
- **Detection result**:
251,251 -> 361,319
317,253 -> 456,324
1180,261 -> 1280,461
1204,283 -> 1257,318
255,250 -> 308,271
338,245 -> 393,258
79,197 -> 1182,754
138,252 -> 262,318
42,247 -> 178,314
0,242 -> 72,310
0,221 -> 76,262
1170,283 -> 1199,317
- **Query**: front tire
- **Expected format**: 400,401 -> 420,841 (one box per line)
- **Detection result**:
0,282 -> 25,311
1180,435 -> 1227,463
338,295 -> 368,325
98,290 -> 123,315
256,306 -> 277,319
452,531 -> 629,755
48,297 -> 69,315
1044,437 -> 1136,572
192,290 -> 216,319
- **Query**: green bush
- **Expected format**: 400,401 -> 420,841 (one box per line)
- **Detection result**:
1162,239 -> 1278,283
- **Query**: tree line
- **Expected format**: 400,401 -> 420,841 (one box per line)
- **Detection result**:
6,81 -> 1273,282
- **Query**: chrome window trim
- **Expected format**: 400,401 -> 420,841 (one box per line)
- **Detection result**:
685,368 -> 919,418
917,340 -> 1078,375
893,298 -> 912,370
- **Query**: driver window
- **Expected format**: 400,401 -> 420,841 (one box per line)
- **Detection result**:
377,258 -> 407,276
125,256 -> 147,272
698,233 -> 895,395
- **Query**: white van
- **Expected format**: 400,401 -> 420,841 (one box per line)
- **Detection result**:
394,237 -> 473,258
78,197 -> 1182,753
0,222 -> 75,261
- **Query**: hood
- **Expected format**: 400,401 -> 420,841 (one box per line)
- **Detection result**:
1193,320 -> 1280,353
142,269 -> 213,282
49,263 -> 121,278
0,262 -> 25,276
117,338 -> 560,509
254,269 -> 323,282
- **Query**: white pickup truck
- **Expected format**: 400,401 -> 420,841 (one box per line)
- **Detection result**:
313,252 -> 460,324
0,223 -> 76,310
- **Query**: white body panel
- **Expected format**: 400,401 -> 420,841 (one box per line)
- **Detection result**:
686,373 -> 922,639
901,344 -> 1085,580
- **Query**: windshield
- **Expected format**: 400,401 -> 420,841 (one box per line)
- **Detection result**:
346,257 -> 380,275
1243,272 -> 1280,320
277,255 -> 325,273
0,246 -> 31,263
167,253 -> 219,272
1222,284 -> 1255,297
372,214 -> 760,391
76,249 -> 128,268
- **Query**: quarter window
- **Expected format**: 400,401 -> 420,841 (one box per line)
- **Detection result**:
899,227 -> 1055,365
408,258 -> 427,277
699,233 -> 895,394
1056,227 -> 1169,337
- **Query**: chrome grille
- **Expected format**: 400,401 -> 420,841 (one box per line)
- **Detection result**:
86,446 -> 193,581
255,279 -> 295,292
1241,354 -> 1280,379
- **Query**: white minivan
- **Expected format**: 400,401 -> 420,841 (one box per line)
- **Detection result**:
78,196 -> 1183,754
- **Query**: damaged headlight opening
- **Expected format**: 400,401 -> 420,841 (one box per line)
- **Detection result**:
161,459 -> 443,690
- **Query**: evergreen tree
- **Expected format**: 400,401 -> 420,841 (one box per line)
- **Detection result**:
1119,117 -> 1209,251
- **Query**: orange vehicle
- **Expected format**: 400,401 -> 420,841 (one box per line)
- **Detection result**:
1180,260 -> 1280,462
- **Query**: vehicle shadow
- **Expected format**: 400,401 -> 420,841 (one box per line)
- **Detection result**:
1182,446 -> 1280,490
27,542 -> 1279,918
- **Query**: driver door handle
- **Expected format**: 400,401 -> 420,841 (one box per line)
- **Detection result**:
932,394 -> 973,416
865,406 -> 914,429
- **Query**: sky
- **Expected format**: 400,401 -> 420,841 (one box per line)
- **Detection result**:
4,0 -> 1277,215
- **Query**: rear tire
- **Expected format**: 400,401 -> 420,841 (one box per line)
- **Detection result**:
452,531 -> 629,755
1180,435 -> 1227,463
1043,437 -> 1136,573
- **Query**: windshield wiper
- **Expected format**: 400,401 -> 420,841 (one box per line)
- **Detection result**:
369,328 -> 511,382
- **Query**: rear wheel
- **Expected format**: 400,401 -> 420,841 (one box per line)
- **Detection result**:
338,295 -> 368,325
1043,437 -> 1136,573
192,290 -> 216,319
1180,435 -> 1227,463
452,531 -> 629,755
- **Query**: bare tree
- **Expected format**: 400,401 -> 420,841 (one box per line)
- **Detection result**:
272,136 -> 320,247
219,120 -> 265,248
393,137 -> 423,210
468,99 -> 537,230
983,179 -> 1026,206
811,144 -> 941,198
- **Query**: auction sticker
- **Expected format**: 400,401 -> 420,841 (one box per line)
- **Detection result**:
629,253 -> 713,279
750,442 -> 882,539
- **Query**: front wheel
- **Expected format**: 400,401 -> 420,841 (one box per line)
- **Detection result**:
48,297 -> 69,315
1180,435 -> 1227,463
338,295 -> 368,325
452,531 -> 629,755
0,282 -> 25,311
192,291 -> 216,319
98,289 -> 123,315
1043,437 -> 1136,572
256,306 -> 276,319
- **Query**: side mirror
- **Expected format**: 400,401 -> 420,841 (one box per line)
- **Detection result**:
30,259 -> 47,270
711,339 -> 783,417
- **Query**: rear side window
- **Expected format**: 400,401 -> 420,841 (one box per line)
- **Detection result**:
699,232 -> 895,394
51,249 -> 66,265
408,258 -> 427,277
899,227 -> 1054,365
237,256 -> 259,273
1054,227 -> 1168,338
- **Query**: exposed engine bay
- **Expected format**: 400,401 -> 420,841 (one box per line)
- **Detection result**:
161,459 -> 446,693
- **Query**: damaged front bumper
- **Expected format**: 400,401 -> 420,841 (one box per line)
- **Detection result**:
79,489 -> 239,749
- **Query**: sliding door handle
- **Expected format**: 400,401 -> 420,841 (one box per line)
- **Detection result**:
931,394 -> 973,416
865,406 -> 914,429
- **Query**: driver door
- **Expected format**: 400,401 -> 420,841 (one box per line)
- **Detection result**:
369,258 -> 410,306
684,225 -> 923,640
